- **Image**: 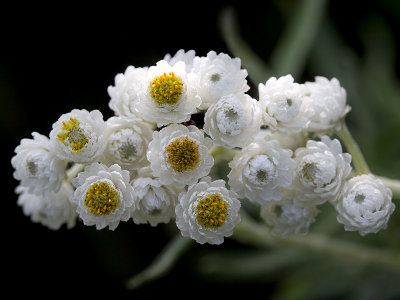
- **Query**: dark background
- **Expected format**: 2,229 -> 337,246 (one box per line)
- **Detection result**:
2,1 -> 400,298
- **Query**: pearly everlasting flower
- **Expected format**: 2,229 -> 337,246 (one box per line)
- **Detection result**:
256,128 -> 307,151
147,124 -> 214,187
12,132 -> 67,196
303,76 -> 351,133
71,163 -> 135,230
16,181 -> 77,230
49,109 -> 106,163
101,116 -> 154,171
293,136 -> 352,206
164,49 -> 196,71
134,60 -> 201,127
258,75 -> 309,133
203,93 -> 262,149
130,167 -> 183,226
228,139 -> 296,205
260,191 -> 318,237
108,65 -> 148,119
175,177 -> 241,245
335,174 -> 395,236
191,51 -> 249,110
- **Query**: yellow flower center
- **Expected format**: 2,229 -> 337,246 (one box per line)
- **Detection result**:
149,72 -> 184,106
164,136 -> 200,172
57,117 -> 88,152
196,193 -> 229,229
84,181 -> 120,216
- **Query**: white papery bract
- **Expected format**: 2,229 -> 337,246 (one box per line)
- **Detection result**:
191,51 -> 249,110
258,75 -> 309,133
203,93 -> 262,149
71,163 -> 135,230
335,174 -> 395,236
130,167 -> 183,227
293,136 -> 352,206
134,60 -> 201,127
260,191 -> 318,237
228,138 -> 296,205
16,181 -> 77,230
108,66 -> 148,119
256,128 -> 307,151
12,132 -> 67,196
175,177 -> 241,245
101,116 -> 154,171
303,76 -> 351,133
49,109 -> 106,163
147,124 -> 214,186
164,49 -> 196,71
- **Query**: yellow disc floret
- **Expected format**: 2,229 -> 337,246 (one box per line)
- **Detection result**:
84,181 -> 120,216
196,193 -> 229,229
57,117 -> 88,152
149,72 -> 184,106
165,136 -> 200,172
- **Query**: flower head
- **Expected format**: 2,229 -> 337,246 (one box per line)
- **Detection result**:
203,93 -> 262,149
335,174 -> 395,236
147,124 -> 214,186
49,109 -> 106,163
11,132 -> 67,196
16,181 -> 77,230
175,177 -> 241,245
293,136 -> 352,205
191,51 -> 249,110
71,163 -> 135,230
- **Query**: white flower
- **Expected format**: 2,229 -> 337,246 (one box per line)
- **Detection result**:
203,93 -> 262,149
16,181 -> 77,230
335,174 -> 395,236
11,132 -> 67,196
147,124 -> 214,186
175,177 -> 241,245
108,65 -> 148,119
258,75 -> 309,133
260,191 -> 318,237
228,139 -> 296,205
293,136 -> 352,206
71,163 -> 135,230
134,60 -> 201,127
49,109 -> 106,163
256,128 -> 307,151
303,76 -> 351,133
164,49 -> 196,71
101,116 -> 154,171
130,167 -> 183,226
191,51 -> 249,110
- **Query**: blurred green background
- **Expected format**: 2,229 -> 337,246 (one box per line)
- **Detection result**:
2,0 -> 400,298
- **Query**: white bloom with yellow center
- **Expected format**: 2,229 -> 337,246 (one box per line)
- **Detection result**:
175,177 -> 241,245
191,51 -> 249,110
228,139 -> 296,205
203,93 -> 262,149
258,75 -> 309,133
130,167 -> 183,226
303,76 -> 351,133
71,162 -> 135,230
108,65 -> 148,118
335,174 -> 395,236
49,109 -> 106,163
260,191 -> 318,237
293,136 -> 352,205
12,132 -> 67,196
147,124 -> 214,186
164,49 -> 196,71
134,60 -> 201,127
16,181 -> 77,230
101,116 -> 154,171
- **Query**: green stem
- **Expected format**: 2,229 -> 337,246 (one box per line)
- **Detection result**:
336,121 -> 371,175
232,211 -> 400,270
125,235 -> 194,290
66,163 -> 85,181
378,176 -> 400,200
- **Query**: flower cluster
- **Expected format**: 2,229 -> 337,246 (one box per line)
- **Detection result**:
12,49 -> 395,244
